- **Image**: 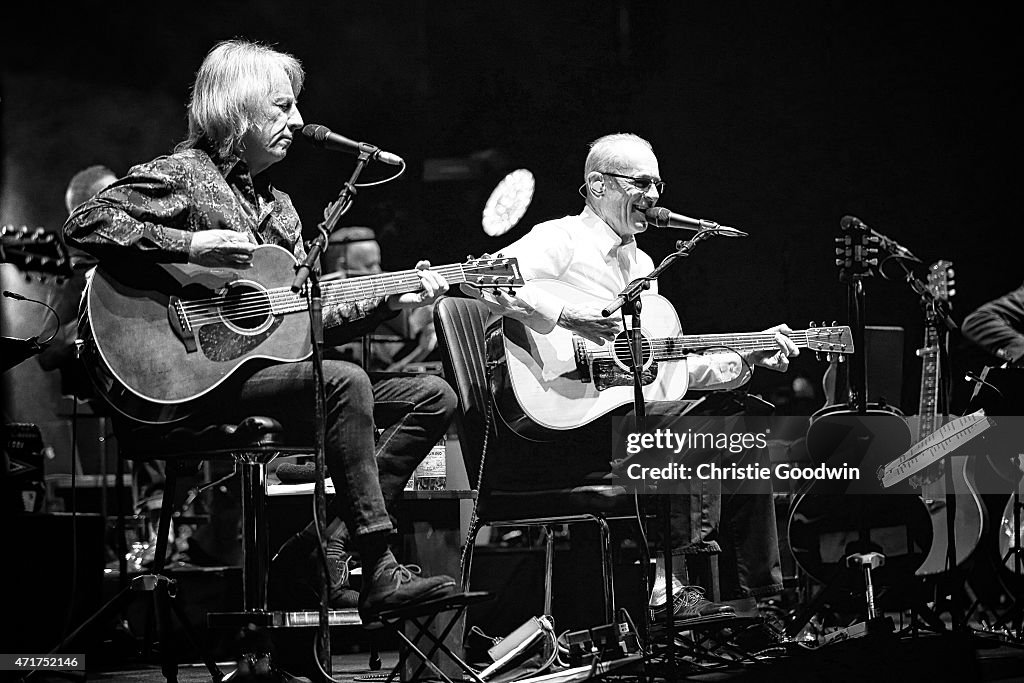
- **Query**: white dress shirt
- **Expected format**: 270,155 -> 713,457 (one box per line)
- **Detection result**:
496,205 -> 751,390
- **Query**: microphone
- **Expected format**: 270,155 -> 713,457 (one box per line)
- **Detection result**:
644,207 -> 747,237
840,215 -> 921,263
300,124 -> 404,166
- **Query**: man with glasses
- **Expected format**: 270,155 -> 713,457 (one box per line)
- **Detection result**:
462,133 -> 795,623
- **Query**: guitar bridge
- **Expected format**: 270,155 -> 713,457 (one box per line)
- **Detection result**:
168,296 -> 197,353
592,360 -> 658,391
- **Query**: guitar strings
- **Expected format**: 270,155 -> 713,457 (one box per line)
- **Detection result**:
175,265 -> 467,312
590,331 -> 846,358
174,262 -> 499,314
175,264 -> 509,326
177,272 -> 443,324
178,273 -> 446,324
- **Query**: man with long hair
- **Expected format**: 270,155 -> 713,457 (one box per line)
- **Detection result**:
64,40 -> 456,623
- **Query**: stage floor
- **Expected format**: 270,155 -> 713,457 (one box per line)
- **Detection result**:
18,635 -> 1024,682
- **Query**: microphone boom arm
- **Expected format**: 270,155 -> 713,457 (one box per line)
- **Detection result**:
601,228 -> 724,317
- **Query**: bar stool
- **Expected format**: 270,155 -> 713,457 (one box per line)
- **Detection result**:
114,414 -> 316,681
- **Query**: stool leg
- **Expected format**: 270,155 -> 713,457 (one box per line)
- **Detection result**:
237,453 -> 269,611
596,517 -> 616,623
153,463 -> 178,575
369,636 -> 382,670
544,526 -> 555,616
116,453 -> 129,591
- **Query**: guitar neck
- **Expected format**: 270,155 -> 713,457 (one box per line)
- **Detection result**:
653,330 -> 819,361
917,325 -> 941,439
267,264 -> 473,317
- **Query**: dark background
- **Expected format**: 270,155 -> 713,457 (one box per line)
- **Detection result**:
3,1 -> 1020,422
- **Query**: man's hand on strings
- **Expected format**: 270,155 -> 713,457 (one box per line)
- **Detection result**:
388,261 -> 448,310
745,323 -> 799,372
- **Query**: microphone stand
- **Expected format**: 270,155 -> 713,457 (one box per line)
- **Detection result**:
291,150 -> 372,678
602,228 -> 727,674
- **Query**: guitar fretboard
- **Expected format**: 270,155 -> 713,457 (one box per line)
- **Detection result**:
590,329 -> 850,362
174,263 -> 493,329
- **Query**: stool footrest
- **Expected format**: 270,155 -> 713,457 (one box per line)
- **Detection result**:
376,590 -> 492,623
207,609 -> 363,629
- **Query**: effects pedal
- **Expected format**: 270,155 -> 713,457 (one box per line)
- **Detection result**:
564,610 -> 641,667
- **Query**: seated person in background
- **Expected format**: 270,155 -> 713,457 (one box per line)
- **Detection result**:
462,133 -> 796,619
37,165 -> 118,396
321,226 -> 440,371
962,282 -> 1024,369
960,283 -> 1024,484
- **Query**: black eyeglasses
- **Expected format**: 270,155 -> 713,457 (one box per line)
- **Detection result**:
601,171 -> 665,195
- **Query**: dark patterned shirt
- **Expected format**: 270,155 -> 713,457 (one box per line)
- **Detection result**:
63,146 -> 388,330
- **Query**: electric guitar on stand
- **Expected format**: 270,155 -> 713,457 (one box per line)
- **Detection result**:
911,260 -> 986,576
78,246 -> 522,423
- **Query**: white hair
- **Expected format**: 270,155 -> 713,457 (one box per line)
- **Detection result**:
177,40 -> 304,157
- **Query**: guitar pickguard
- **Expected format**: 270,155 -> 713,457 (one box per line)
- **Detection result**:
198,317 -> 285,362
592,359 -> 659,391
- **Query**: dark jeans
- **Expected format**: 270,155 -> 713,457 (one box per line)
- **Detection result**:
233,360 -> 392,538
370,371 -> 458,506
492,395 -> 782,601
236,361 -> 456,541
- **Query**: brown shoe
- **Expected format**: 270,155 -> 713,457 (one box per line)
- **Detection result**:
358,560 -> 457,625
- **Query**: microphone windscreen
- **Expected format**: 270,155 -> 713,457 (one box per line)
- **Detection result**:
644,207 -> 672,227
300,124 -> 330,144
840,215 -> 860,229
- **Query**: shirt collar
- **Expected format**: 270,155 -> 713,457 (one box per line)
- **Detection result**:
207,146 -> 275,200
580,205 -> 636,258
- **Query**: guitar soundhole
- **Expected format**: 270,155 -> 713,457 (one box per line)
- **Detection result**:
611,330 -> 654,371
220,282 -> 272,332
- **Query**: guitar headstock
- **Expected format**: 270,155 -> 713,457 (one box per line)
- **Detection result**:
834,216 -> 881,282
927,259 -> 955,303
807,322 -> 855,362
1,225 -> 72,279
462,255 -> 524,293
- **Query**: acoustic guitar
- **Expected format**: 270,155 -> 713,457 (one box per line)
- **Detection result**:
79,244 -> 522,423
787,218 -> 930,590
487,279 -> 853,440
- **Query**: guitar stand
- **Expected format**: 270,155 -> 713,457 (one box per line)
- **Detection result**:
991,491 -> 1024,641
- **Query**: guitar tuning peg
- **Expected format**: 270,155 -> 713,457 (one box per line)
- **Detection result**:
466,254 -> 475,261
815,351 -> 823,362
837,355 -> 846,363
831,320 -> 837,326
809,321 -> 816,328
